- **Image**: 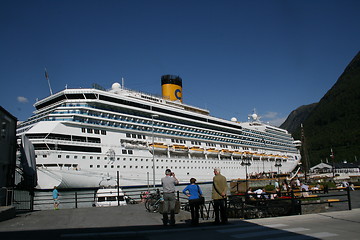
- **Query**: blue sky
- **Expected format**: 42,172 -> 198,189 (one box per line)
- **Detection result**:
1,0 -> 359,126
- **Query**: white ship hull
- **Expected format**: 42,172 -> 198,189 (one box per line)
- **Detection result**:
25,121 -> 300,189
17,76 -> 301,189
35,152 -> 299,189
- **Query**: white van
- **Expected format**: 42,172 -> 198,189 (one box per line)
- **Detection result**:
94,188 -> 127,207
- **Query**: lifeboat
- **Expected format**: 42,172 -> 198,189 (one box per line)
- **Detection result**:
220,149 -> 233,157
242,152 -> 253,159
261,154 -> 269,160
275,155 -> 287,161
170,145 -> 189,154
268,154 -> 276,161
149,143 -> 168,152
232,151 -> 243,158
189,147 -> 204,155
205,148 -> 219,156
252,153 -> 261,160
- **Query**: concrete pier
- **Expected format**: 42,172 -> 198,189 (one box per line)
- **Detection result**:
0,206 -> 15,222
0,190 -> 359,239
0,205 -> 359,240
0,203 -> 191,231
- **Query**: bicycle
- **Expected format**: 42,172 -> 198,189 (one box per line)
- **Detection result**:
145,191 -> 163,212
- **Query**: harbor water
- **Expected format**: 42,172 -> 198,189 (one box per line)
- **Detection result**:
30,183 -> 215,210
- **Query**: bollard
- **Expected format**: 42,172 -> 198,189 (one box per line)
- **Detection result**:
30,190 -> 34,211
347,187 -> 352,210
290,190 -> 296,215
75,192 -> 78,208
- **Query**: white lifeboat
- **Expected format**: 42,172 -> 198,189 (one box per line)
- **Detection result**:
170,145 -> 189,154
205,148 -> 219,155
189,147 -> 204,155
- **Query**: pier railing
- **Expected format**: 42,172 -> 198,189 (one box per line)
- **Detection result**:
5,188 -> 152,211
3,187 -> 354,219
181,187 -> 354,220
222,187 -> 353,219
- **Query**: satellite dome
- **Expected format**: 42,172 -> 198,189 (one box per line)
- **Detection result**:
112,82 -> 121,90
252,113 -> 258,120
231,117 -> 237,122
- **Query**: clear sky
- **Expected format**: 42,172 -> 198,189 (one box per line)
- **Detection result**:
1,0 -> 359,126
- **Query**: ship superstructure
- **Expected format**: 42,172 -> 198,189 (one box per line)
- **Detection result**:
17,75 -> 301,189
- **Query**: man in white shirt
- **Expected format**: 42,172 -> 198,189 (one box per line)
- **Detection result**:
161,169 -> 179,226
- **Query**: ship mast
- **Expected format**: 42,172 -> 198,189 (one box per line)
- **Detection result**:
44,67 -> 53,95
300,124 -> 310,181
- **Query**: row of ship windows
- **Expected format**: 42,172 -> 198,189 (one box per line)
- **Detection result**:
77,127 -> 283,153
89,165 -> 245,169
64,100 -> 292,145
20,102 -> 290,145
81,128 -> 107,135
73,109 -> 292,145
74,118 -> 294,151
126,133 -> 146,139
39,152 -> 134,160
38,155 -> 253,164
125,134 -> 213,147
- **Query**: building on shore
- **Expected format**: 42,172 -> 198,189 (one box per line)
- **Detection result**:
0,106 -> 17,206
310,161 -> 360,179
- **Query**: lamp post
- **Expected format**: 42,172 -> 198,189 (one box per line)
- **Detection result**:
151,114 -> 159,190
241,154 -> 251,190
275,159 -> 282,175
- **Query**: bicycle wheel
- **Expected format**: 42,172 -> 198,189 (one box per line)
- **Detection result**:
145,197 -> 152,211
148,198 -> 160,212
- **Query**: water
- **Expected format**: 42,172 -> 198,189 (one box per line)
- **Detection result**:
30,183 -> 218,210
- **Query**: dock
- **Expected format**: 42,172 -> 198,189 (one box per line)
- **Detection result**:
1,190 -> 360,239
0,204 -> 359,240
0,203 -> 192,232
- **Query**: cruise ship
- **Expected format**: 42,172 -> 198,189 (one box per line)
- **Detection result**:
17,75 -> 301,189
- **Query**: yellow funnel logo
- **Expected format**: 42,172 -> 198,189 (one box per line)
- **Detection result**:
175,89 -> 182,100
161,75 -> 183,102
162,84 -> 182,102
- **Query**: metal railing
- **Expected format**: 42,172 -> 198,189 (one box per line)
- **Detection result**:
223,187 -> 353,219
3,188 -> 151,211
2,187 -> 354,220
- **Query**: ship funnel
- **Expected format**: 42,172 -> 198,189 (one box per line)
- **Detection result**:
161,75 -> 182,102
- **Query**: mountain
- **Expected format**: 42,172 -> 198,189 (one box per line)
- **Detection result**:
280,103 -> 317,134
282,51 -> 360,166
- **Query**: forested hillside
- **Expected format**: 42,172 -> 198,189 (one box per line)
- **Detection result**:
283,52 -> 360,166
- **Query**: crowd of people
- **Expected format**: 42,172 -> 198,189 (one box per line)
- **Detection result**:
160,167 -> 228,226
246,177 -> 313,200
50,167 -> 230,227
248,172 -> 278,179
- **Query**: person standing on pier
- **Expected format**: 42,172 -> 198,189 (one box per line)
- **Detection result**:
212,167 -> 228,224
182,178 -> 203,226
52,186 -> 60,210
161,169 -> 179,226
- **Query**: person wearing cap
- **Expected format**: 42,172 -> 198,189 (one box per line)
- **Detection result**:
161,169 -> 179,226
212,167 -> 228,224
182,178 -> 203,226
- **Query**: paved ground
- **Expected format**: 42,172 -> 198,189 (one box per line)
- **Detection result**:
0,207 -> 359,240
0,190 -> 359,240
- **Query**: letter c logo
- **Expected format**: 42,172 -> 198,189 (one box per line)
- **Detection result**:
175,89 -> 182,100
